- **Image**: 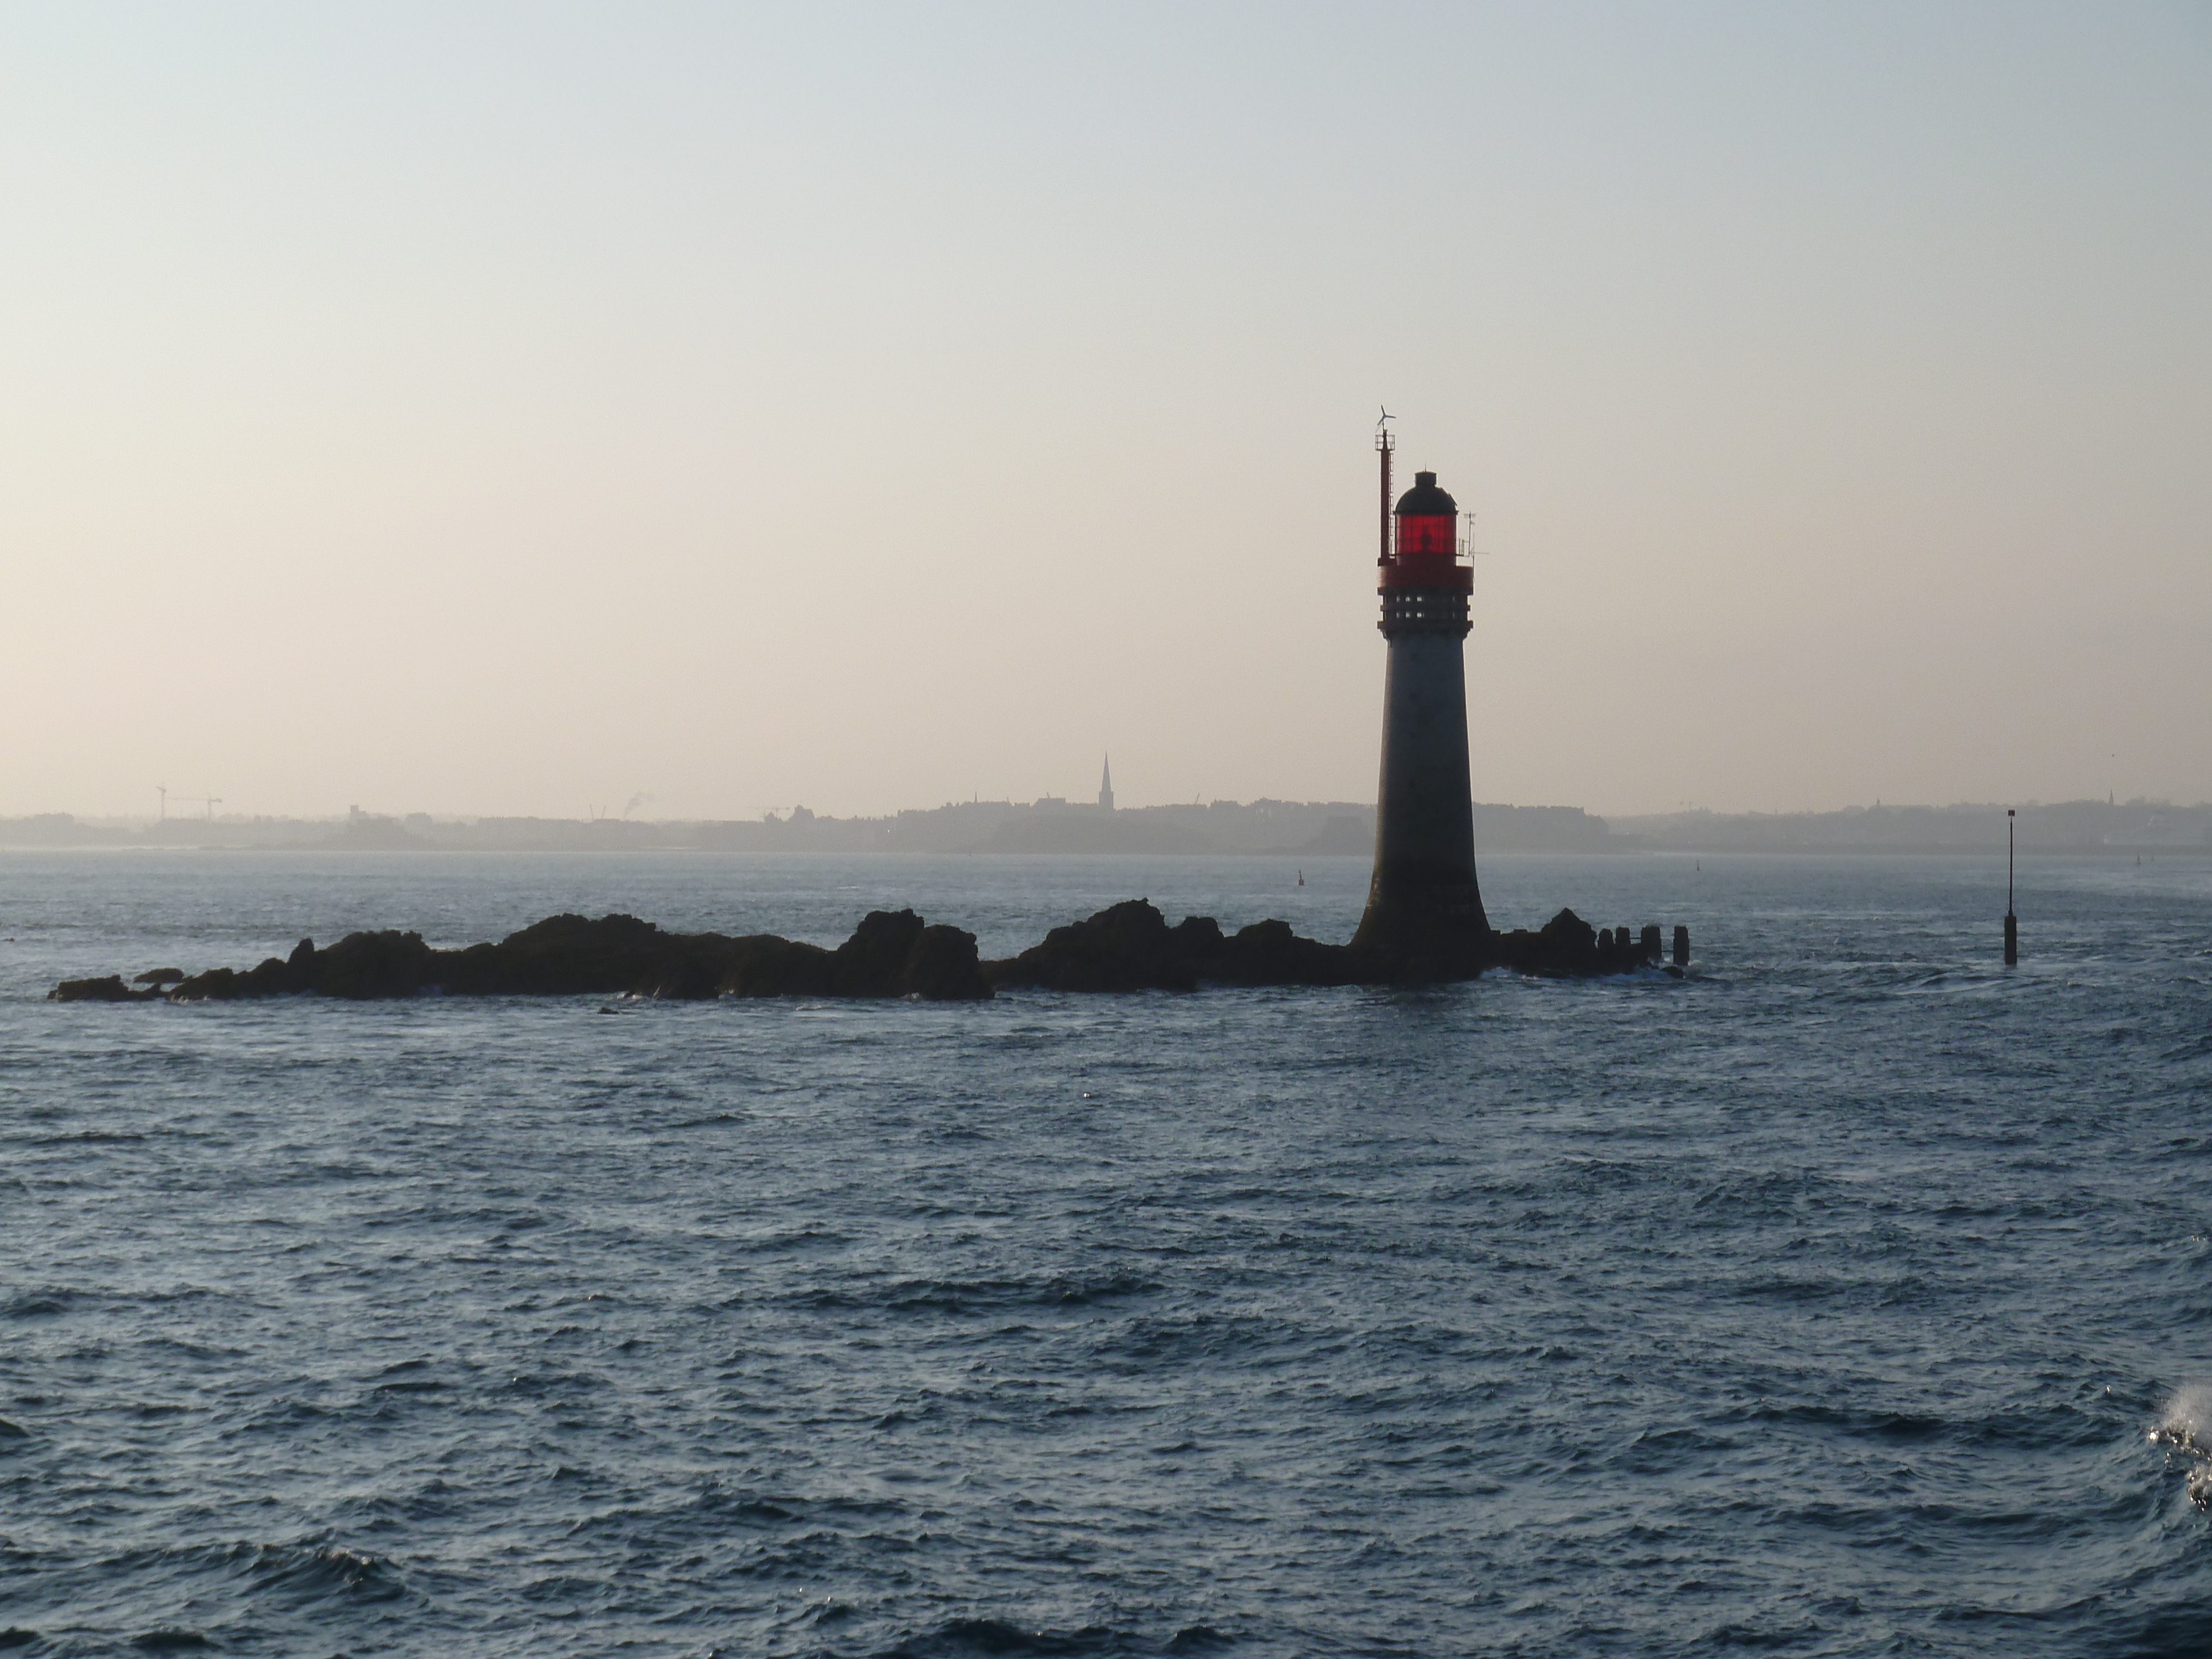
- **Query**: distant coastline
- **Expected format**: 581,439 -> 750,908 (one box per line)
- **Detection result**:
1608,799 -> 2212,857
4,797 -> 2207,856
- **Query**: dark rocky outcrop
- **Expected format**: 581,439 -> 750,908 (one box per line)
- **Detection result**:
1492,906 -> 1665,979
49,901 -> 1679,1005
989,899 -> 1207,992
52,911 -> 989,1004
51,974 -> 155,1003
984,901 -> 1375,990
985,900 -> 1670,990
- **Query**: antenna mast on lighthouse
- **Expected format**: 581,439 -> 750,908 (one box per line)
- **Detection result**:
1376,407 -> 1395,566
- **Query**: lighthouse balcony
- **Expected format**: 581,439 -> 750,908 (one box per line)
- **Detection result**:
1379,556 -> 1473,591
1376,584 -> 1472,637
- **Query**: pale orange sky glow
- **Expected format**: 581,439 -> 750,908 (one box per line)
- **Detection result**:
4,3 -> 2207,821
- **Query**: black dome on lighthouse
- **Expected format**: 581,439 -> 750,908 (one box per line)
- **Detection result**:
1395,471 -> 1456,515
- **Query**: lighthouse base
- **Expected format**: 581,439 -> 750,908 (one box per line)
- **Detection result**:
1350,628 -> 1489,969
1349,874 -> 1493,976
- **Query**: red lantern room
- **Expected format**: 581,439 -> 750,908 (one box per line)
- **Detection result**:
1381,471 -> 1473,596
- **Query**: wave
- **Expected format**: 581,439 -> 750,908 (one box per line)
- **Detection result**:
2151,1385 -> 2212,1509
776,1273 -> 1162,1316
869,1619 -> 1137,1658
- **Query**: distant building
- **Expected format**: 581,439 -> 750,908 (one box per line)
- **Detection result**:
1098,755 -> 1115,813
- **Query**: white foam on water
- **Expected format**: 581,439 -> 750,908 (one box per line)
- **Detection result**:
2151,1385 -> 2212,1508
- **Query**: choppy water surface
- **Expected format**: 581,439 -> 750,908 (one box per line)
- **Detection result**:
3,851 -> 2210,1657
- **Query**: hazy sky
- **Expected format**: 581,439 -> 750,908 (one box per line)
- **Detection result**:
4,2 -> 2206,820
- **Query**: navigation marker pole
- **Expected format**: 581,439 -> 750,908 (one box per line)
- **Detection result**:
2004,808 -> 2018,966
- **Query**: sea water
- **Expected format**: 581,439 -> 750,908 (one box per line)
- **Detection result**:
2,851 -> 2209,1657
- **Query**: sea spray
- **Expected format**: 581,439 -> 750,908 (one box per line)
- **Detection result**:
2151,1385 -> 2212,1508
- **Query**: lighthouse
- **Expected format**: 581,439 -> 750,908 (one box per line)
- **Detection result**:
1351,426 -> 1491,965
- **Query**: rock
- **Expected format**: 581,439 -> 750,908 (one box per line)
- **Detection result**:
897,922 -> 993,1001
442,914 -> 687,996
52,899 -> 1678,1004
166,967 -> 241,1000
1171,914 -> 1225,954
711,935 -> 840,999
991,899 -> 1198,991
1541,906 -> 1597,953
989,900 -> 1373,990
49,974 -> 154,1003
312,930 -> 436,998
87,910 -> 992,1005
132,968 -> 186,986
827,909 -> 927,995
1488,907 -> 1660,977
1217,917 -> 1367,987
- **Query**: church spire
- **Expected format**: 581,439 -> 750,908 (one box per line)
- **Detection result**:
1098,754 -> 1114,812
